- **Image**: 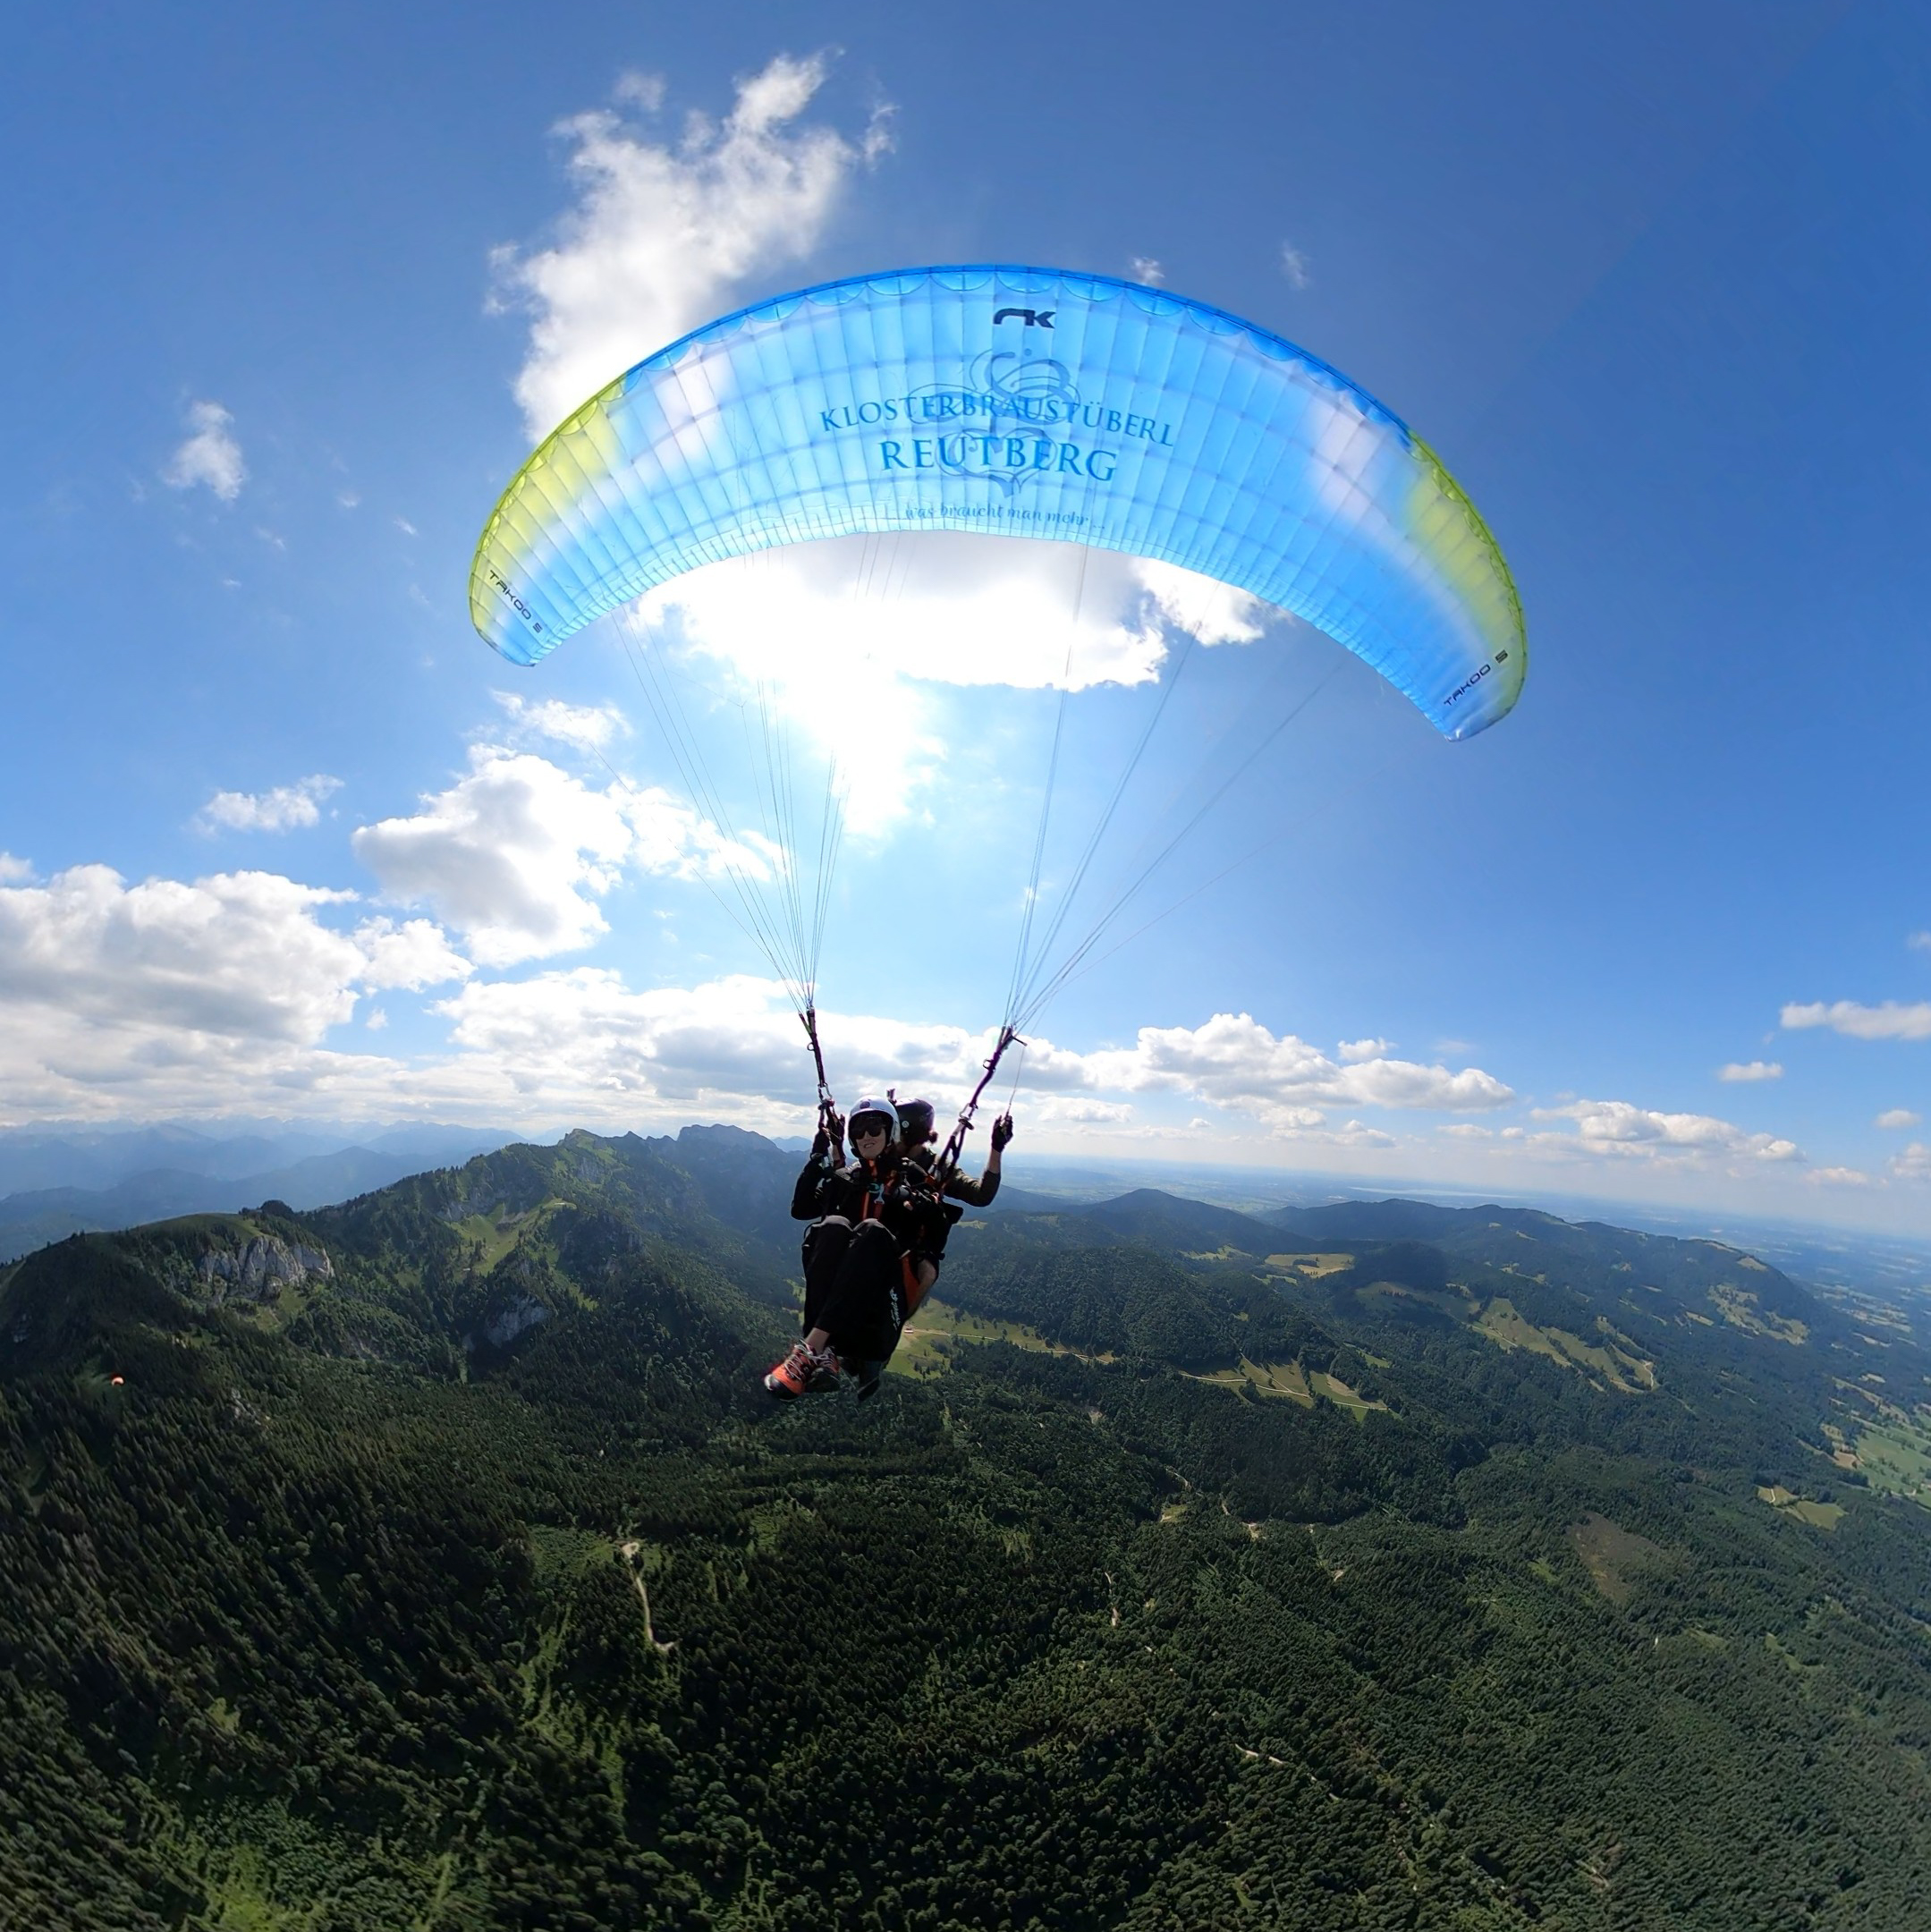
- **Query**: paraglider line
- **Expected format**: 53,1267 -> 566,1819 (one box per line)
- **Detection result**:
1013,658 -> 1345,1030
1004,544 -> 1092,1029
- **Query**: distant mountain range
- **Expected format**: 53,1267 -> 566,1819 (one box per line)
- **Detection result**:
0,1122 -> 519,1260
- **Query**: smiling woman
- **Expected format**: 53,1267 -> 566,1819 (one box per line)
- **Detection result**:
470,263 -> 1526,1157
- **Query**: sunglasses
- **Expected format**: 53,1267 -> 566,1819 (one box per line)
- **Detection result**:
851,1119 -> 892,1139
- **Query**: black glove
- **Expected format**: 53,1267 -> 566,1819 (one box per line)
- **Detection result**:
810,1126 -> 832,1160
990,1112 -> 1015,1152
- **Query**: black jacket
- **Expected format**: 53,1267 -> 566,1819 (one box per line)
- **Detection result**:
791,1153 -> 951,1266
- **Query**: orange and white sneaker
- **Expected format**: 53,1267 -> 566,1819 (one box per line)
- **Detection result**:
764,1343 -> 838,1399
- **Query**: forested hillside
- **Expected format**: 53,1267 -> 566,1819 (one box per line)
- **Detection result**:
4,1127 -> 1929,1929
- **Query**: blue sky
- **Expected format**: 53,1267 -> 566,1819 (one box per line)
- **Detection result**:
5,0 -> 1930,1227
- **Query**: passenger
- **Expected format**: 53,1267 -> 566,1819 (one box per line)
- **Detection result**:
891,1098 -> 1014,1294
766,1097 -> 947,1402
894,1098 -> 1012,1207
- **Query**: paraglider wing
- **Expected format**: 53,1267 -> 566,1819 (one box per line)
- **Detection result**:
470,266 -> 1524,739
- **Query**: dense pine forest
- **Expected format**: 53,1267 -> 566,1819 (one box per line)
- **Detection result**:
4,1125 -> 1930,1929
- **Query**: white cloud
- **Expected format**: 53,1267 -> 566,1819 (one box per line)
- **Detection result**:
1783,999 -> 1931,1041
436,969 -> 940,1112
1339,1037 -> 1390,1063
492,691 -> 628,751
0,865 -> 360,1044
0,863 -> 480,1124
630,540 -> 1271,827
198,774 -> 343,834
1876,1107 -> 1922,1130
1892,1143 -> 1931,1181
352,917 -> 472,991
426,984 -> 1486,1145
1076,1012 -> 1512,1131
0,853 -> 32,884
352,751 -> 632,965
494,53 -> 892,437
1908,931 -> 1931,953
1808,1166 -> 1875,1188
1530,1097 -> 1801,1165
1129,256 -> 1165,285
1279,242 -> 1311,289
1717,1059 -> 1783,1082
165,400 -> 247,501
351,748 -> 769,967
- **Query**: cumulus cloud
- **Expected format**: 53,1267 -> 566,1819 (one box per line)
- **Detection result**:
494,53 -> 893,437
428,985 -> 1489,1144
198,774 -> 343,834
0,866 -> 1490,1156
1909,931 -> 1931,953
353,917 -> 472,991
165,400 -> 247,501
1717,1059 -> 1783,1082
493,691 -> 628,750
1876,1107 -> 1922,1130
1808,1166 -> 1875,1188
1892,1143 -> 1931,1181
1782,999 -> 1931,1041
1279,242 -> 1311,289
1072,1012 -> 1512,1131
435,970 -> 992,1115
1129,256 -> 1165,285
629,540 -> 1271,827
351,748 -> 770,966
1530,1097 -> 1800,1165
0,863 -> 483,1123
0,865 -> 361,1045
1339,1037 -> 1390,1063
0,852 -> 32,884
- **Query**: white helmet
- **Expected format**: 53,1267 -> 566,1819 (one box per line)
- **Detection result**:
848,1096 -> 899,1139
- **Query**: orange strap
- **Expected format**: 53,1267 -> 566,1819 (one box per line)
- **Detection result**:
902,1253 -> 931,1315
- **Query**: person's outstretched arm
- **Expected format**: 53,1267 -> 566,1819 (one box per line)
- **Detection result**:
944,1112 -> 1012,1206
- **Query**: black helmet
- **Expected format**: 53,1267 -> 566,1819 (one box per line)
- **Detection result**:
897,1097 -> 937,1144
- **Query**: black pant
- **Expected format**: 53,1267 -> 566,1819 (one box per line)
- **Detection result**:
803,1217 -> 907,1366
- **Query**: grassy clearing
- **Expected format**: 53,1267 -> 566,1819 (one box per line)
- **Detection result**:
1756,1486 -> 1845,1530
1842,1412 -> 1931,1507
1181,1359 -> 1387,1418
1263,1251 -> 1353,1279
1709,1284 -> 1808,1346
450,1197 -> 569,1273
1358,1279 -> 1474,1321
1307,1369 -> 1388,1418
1188,1358 -> 1316,1404
1569,1513 -> 1669,1605
888,1298 -> 1110,1378
528,1523 -> 614,1583
1475,1299 -> 1656,1394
